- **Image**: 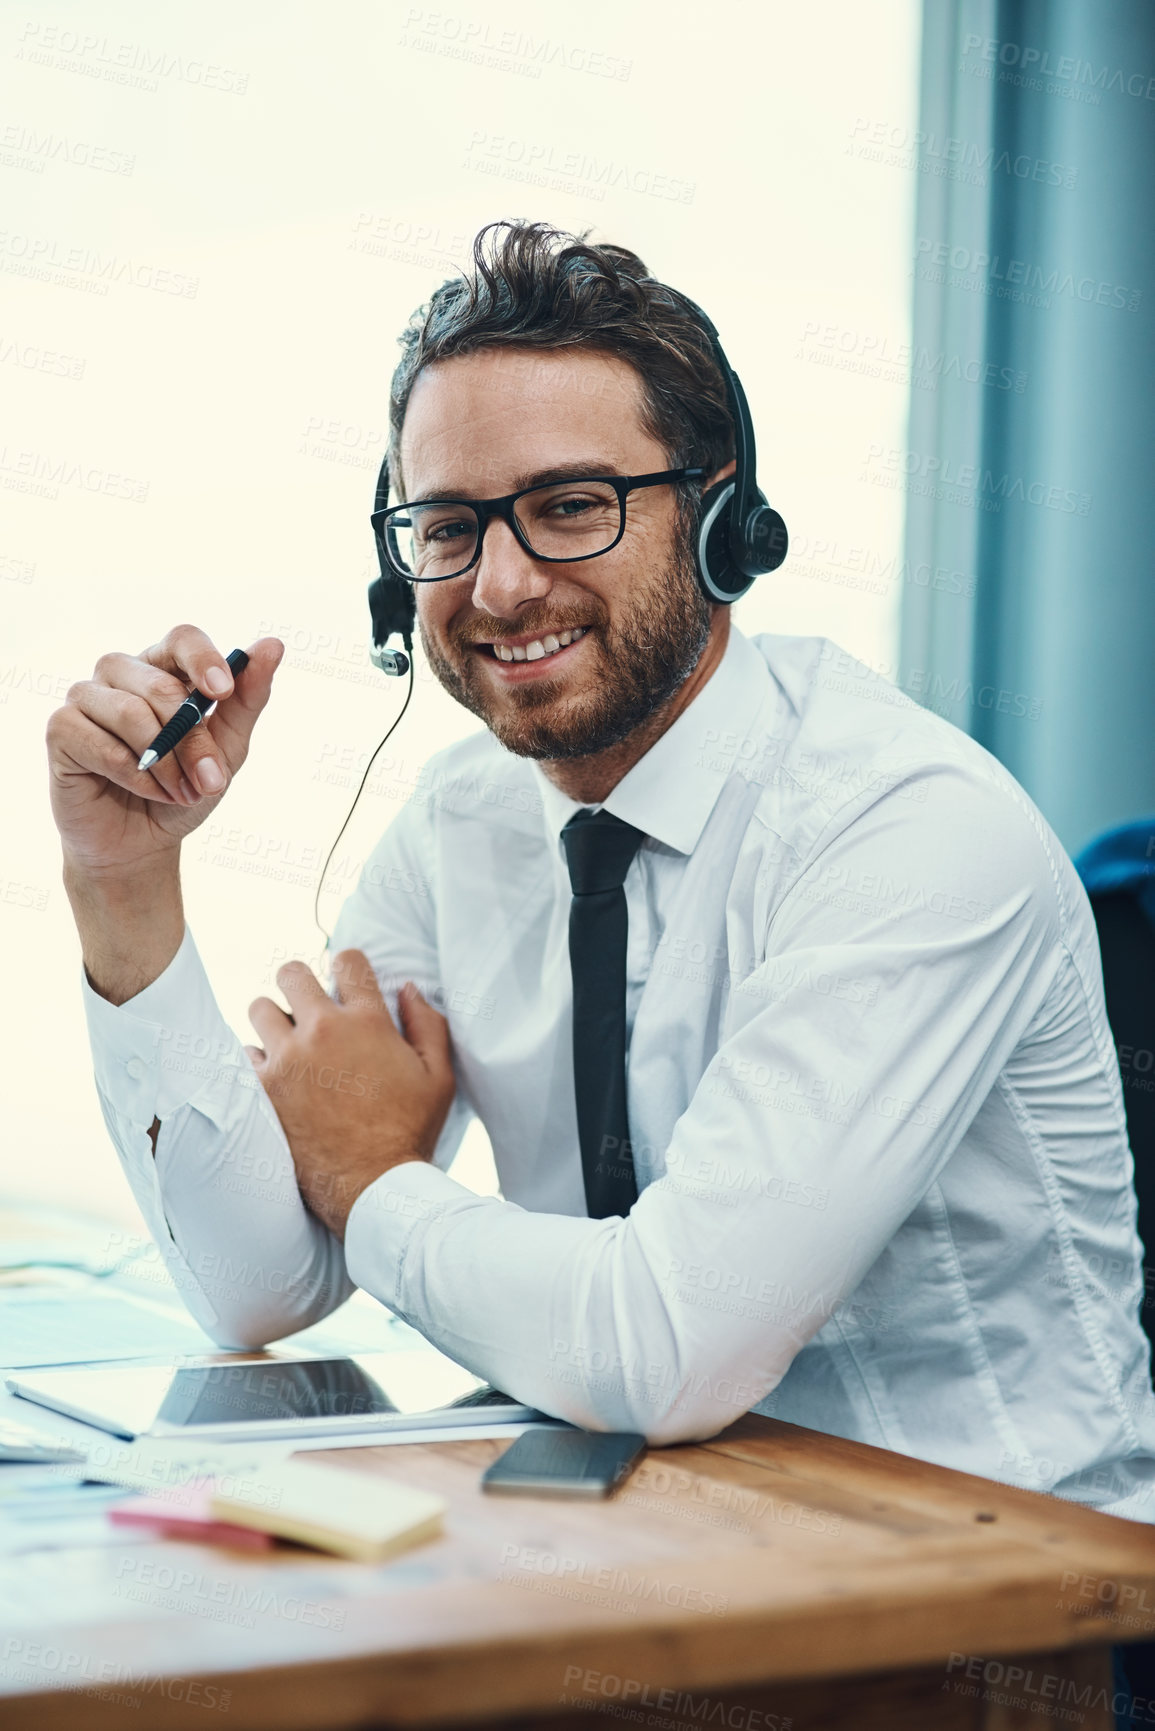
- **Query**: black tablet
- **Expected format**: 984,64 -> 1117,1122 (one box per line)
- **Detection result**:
7,1348 -> 536,1440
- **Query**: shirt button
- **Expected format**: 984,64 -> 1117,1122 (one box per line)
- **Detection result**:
125,1058 -> 147,1082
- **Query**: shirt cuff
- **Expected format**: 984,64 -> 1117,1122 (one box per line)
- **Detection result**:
82,925 -> 253,1129
344,1160 -> 479,1312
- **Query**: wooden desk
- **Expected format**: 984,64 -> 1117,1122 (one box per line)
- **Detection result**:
3,1414 -> 1155,1730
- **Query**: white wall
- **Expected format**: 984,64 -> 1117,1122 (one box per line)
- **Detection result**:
1,0 -> 919,1222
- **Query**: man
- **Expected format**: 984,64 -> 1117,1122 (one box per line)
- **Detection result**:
47,220 -> 1155,1520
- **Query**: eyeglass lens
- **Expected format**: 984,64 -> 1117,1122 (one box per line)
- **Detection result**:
390,479 -> 624,579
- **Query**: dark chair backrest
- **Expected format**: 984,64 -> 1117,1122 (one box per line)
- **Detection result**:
1088,890 -> 1155,1366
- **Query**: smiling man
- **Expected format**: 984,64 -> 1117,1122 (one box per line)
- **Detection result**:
48,220 -> 1155,1519
403,350 -> 725,782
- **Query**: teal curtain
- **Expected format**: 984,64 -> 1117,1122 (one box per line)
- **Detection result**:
901,0 -> 1155,854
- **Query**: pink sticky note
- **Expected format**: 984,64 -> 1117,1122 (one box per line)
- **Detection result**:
108,1481 -> 275,1552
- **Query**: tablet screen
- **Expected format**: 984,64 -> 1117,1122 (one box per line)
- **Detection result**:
10,1350 -> 501,1438
157,1353 -> 486,1424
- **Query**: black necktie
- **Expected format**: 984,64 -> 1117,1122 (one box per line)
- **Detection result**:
560,808 -> 646,1219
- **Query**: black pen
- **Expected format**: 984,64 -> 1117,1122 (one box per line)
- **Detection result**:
137,648 -> 250,771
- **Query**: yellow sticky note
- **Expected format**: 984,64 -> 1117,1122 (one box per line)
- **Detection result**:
209,1458 -> 447,1563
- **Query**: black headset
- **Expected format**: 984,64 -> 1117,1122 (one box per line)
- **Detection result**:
366,286 -> 787,677
318,291 -> 788,940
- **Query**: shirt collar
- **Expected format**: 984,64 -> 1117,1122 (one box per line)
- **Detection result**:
532,624 -> 770,856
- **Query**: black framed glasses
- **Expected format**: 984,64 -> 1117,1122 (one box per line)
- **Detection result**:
371,468 -> 706,583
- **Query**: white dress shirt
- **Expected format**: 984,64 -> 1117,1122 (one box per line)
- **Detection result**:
84,626 -> 1155,1521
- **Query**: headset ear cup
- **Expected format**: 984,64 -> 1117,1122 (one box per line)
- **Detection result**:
697,480 -> 751,603
744,500 -> 789,573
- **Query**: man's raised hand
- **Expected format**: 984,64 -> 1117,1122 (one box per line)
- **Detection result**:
47,627 -> 284,877
48,627 -> 284,1005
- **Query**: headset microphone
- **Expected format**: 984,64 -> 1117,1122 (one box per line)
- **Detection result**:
368,454 -> 414,677
368,574 -> 411,674
313,453 -> 414,944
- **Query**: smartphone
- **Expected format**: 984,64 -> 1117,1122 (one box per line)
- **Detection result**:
481,1428 -> 646,1498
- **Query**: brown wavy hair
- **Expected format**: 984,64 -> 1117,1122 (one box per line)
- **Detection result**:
387,220 -> 733,504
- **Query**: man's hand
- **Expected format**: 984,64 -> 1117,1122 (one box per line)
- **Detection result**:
47,626 -> 284,1003
48,627 -> 284,875
246,950 -> 455,1240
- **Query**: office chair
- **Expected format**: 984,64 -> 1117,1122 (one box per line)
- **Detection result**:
1075,821 -> 1155,1369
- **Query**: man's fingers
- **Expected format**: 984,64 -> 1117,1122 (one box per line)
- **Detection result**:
169,636 -> 284,793
243,1044 -> 266,1068
47,705 -> 186,804
130,632 -> 283,791
204,638 -> 284,767
85,662 -> 203,800
61,682 -> 194,804
248,995 -> 295,1047
139,624 -> 238,702
91,636 -> 283,800
276,960 -> 328,1023
94,652 -> 195,719
397,981 -> 453,1074
331,949 -> 388,1015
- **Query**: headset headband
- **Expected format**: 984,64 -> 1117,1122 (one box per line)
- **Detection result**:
640,286 -> 761,580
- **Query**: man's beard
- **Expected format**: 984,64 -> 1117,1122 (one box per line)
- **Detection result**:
417,530 -> 713,761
